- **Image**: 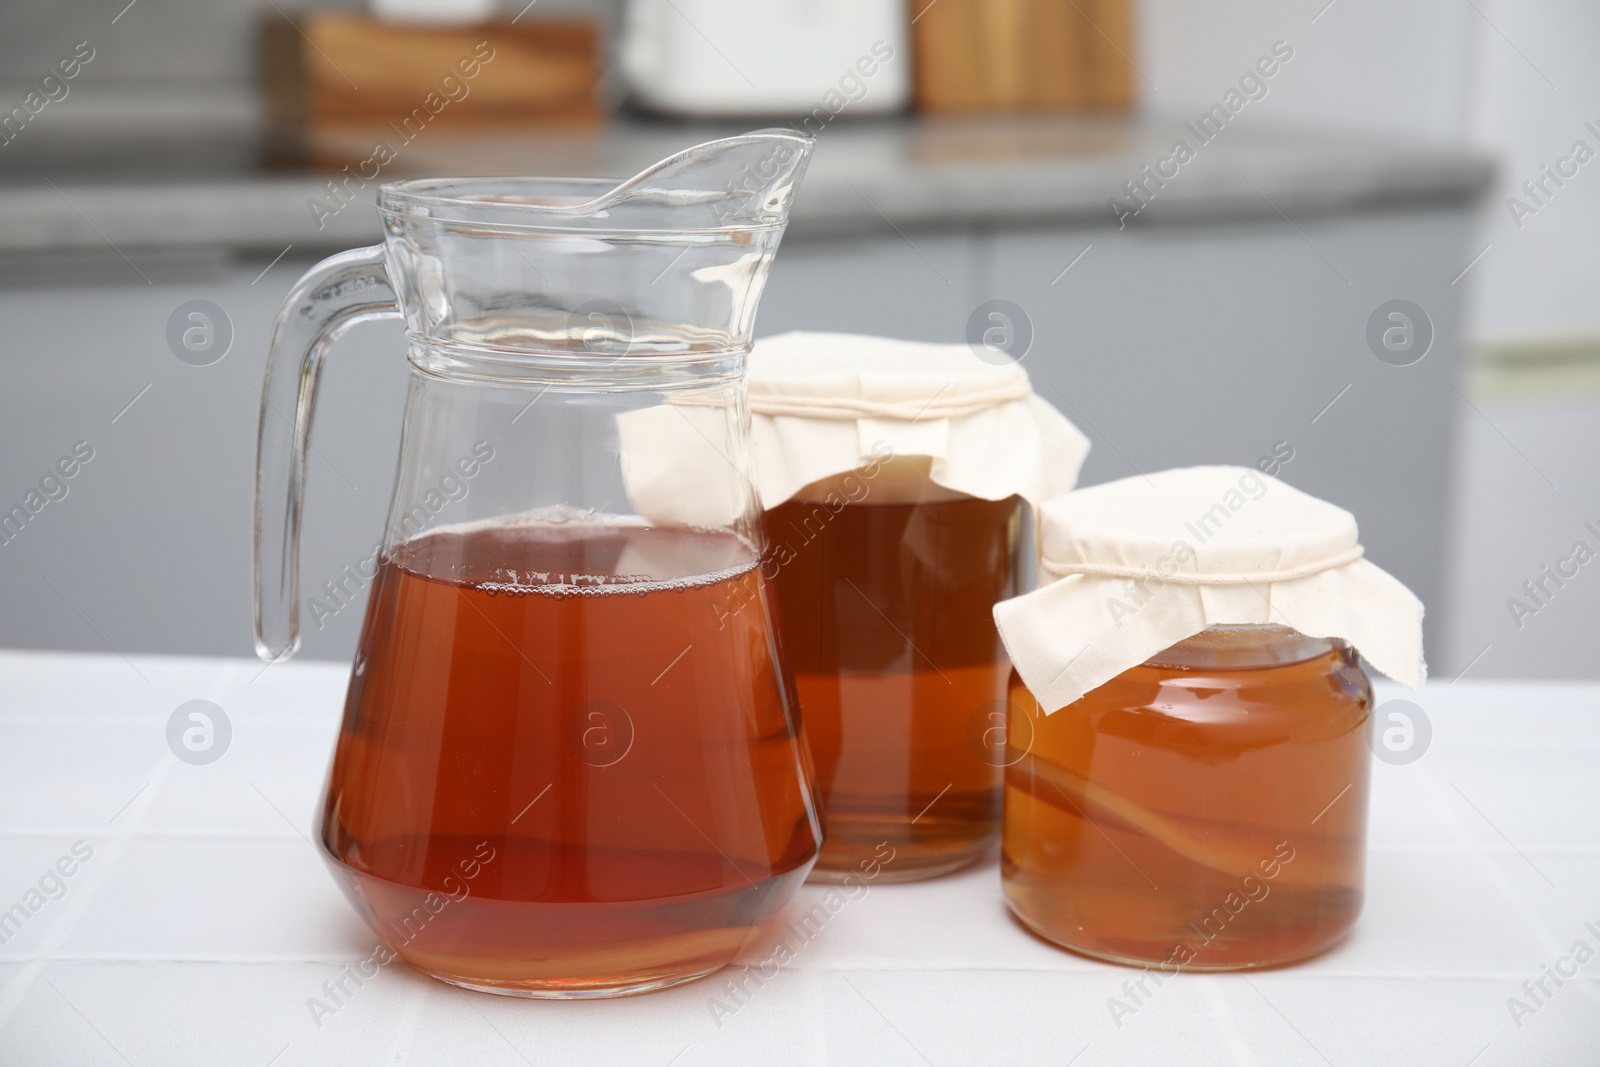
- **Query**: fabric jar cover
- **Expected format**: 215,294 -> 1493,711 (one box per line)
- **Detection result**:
616,331 -> 1090,526
992,465 -> 1426,714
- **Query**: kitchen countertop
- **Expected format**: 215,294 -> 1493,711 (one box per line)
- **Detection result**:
0,109 -> 1494,259
0,649 -> 1595,1065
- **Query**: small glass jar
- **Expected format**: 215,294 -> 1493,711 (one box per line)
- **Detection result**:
765,475 -> 1027,882
1001,624 -> 1373,970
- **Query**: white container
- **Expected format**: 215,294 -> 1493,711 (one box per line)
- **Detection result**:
621,0 -> 910,118
369,0 -> 497,22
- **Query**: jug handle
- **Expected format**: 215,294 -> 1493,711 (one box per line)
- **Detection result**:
253,245 -> 400,662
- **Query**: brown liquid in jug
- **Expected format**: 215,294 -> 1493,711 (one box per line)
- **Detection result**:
1002,632 -> 1371,970
765,495 -> 1022,880
322,523 -> 820,996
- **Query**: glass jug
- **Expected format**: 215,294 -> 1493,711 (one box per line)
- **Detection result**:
253,131 -> 823,998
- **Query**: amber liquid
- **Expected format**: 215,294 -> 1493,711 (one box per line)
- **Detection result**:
766,495 -> 1022,881
321,522 -> 821,997
1002,635 -> 1371,970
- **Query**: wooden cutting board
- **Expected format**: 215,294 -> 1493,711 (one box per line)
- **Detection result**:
260,13 -> 601,132
911,0 -> 1136,113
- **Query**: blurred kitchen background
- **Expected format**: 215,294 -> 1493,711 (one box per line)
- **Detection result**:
0,0 -> 1594,679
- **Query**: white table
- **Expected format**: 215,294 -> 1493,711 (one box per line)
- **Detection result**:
1,650 -> 1596,1066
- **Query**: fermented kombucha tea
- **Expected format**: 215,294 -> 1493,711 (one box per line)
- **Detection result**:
765,494 -> 1024,881
1002,626 -> 1372,970
321,522 -> 821,997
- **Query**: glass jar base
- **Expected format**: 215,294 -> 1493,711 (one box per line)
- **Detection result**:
1005,900 -> 1351,972
808,849 -> 987,885
809,833 -> 994,885
429,965 -> 723,1000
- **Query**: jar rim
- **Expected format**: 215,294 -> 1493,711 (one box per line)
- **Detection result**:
1144,624 -> 1347,671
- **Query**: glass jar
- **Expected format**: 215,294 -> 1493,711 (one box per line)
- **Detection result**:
1001,624 -> 1373,970
765,472 -> 1027,881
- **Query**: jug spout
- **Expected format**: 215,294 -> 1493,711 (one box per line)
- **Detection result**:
578,128 -> 815,230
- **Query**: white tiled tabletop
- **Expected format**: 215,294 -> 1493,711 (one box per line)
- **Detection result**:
1,649 -> 1597,1066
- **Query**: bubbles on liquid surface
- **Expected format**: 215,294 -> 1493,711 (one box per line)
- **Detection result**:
477,561 -> 755,599
391,516 -> 762,600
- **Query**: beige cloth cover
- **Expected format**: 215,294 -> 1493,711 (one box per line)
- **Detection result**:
992,465 -> 1426,714
617,331 -> 1090,525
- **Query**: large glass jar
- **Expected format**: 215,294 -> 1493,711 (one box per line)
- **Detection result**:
737,331 -> 1090,882
766,476 -> 1027,881
1001,624 -> 1373,970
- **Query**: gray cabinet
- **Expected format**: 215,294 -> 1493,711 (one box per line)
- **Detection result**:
762,207 -> 1474,659
0,204 -> 1473,662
